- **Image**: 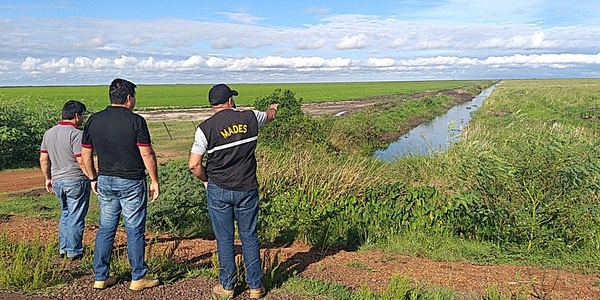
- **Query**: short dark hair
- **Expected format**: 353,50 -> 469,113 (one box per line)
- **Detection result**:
109,78 -> 137,104
62,100 -> 86,120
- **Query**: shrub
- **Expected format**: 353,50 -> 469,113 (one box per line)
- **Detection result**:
253,89 -> 330,150
0,96 -> 59,170
147,159 -> 212,237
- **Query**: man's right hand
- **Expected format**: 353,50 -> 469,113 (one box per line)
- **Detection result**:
91,181 -> 98,195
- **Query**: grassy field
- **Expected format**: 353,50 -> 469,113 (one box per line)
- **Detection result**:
0,80 -> 483,110
1,79 -> 598,299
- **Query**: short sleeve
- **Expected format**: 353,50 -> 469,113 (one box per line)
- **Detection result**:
135,116 -> 152,147
191,127 -> 208,155
82,119 -> 93,148
40,132 -> 48,153
254,110 -> 268,126
71,130 -> 83,156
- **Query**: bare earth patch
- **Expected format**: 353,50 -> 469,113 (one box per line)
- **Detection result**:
0,214 -> 599,299
1,89 -> 599,299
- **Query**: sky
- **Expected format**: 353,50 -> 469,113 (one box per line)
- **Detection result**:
1,0 -> 600,86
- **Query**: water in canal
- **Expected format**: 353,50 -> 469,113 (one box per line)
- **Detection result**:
374,85 -> 497,162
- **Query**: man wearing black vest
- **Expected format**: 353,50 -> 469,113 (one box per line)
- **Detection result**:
189,83 -> 277,299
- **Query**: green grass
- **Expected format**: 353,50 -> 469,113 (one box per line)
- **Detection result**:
147,121 -> 196,162
0,80 -> 488,110
0,234 -> 68,291
280,275 -> 458,300
0,194 -> 99,226
371,230 -> 506,265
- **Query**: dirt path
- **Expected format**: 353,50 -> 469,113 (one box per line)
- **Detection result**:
136,98 -> 381,122
1,214 -> 599,299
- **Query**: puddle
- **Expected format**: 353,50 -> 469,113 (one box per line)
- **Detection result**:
374,85 -> 496,161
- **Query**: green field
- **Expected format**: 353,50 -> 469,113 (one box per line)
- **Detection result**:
0,80 -> 484,110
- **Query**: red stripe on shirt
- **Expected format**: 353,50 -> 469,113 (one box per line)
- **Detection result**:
82,144 -> 93,149
137,142 -> 151,147
58,121 -> 79,128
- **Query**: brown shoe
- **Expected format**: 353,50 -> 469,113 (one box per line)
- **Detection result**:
93,276 -> 117,289
212,283 -> 234,299
129,276 -> 160,291
249,286 -> 266,299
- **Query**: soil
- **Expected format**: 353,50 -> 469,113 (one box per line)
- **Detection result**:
1,88 -> 599,299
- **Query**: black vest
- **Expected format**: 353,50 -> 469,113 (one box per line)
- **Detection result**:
199,109 -> 259,190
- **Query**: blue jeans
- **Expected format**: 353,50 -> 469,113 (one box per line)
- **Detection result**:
207,181 -> 262,290
94,176 -> 149,281
53,178 -> 90,257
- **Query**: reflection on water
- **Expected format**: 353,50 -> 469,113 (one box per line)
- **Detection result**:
374,85 -> 497,162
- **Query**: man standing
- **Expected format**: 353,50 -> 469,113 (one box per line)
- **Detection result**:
189,84 -> 278,299
82,78 -> 160,291
40,100 -> 90,260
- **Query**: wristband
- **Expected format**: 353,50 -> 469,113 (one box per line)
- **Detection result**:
90,176 -> 98,182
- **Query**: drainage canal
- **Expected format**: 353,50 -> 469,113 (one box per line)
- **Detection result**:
374,84 -> 497,162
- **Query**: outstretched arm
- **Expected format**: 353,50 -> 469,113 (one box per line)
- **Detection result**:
265,103 -> 278,123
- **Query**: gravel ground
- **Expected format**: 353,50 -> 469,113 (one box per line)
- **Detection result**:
43,276 -> 325,300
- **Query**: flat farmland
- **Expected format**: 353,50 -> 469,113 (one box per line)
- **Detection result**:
0,80 -> 486,109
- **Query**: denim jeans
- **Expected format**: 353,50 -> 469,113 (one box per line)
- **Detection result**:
206,181 -> 262,290
53,178 -> 90,257
94,175 -> 149,281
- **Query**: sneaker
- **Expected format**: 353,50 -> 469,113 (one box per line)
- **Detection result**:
249,286 -> 266,299
93,276 -> 117,289
129,276 -> 160,291
68,254 -> 83,261
212,283 -> 234,299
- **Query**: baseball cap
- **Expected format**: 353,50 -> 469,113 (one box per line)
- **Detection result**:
208,84 -> 238,106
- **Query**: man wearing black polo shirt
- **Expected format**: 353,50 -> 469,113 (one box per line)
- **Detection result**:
81,78 -> 160,291
189,84 -> 277,299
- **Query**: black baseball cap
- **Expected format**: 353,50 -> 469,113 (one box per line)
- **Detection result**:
208,84 -> 238,106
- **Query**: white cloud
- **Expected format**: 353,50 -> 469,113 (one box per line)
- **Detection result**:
74,33 -> 109,49
414,37 -> 452,50
0,60 -> 13,71
212,37 -> 234,49
483,53 -> 600,66
39,57 -> 71,72
336,34 -> 370,50
366,58 -> 395,67
389,37 -> 409,49
114,55 -> 137,68
20,56 -> 41,71
128,34 -> 152,46
2,5 -> 600,85
296,38 -> 326,50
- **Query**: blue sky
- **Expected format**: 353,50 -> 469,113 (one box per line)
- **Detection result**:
1,0 -> 599,86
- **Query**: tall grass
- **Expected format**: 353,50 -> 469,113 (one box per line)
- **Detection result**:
0,234 -> 67,291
